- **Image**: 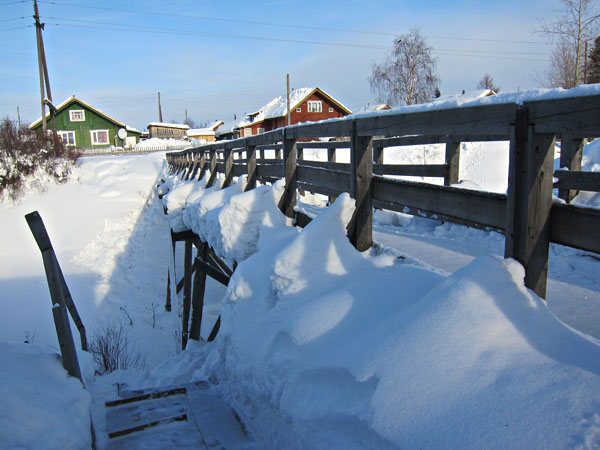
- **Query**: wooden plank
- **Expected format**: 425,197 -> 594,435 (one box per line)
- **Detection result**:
296,165 -> 350,195
207,316 -> 221,342
279,133 -> 297,218
328,146 -> 338,204
550,203 -> 600,254
297,140 -> 351,149
51,303 -> 82,381
527,94 -> 600,135
205,150 -> 218,188
256,163 -> 283,178
193,258 -> 230,287
358,102 -> 517,137
105,387 -> 187,407
554,170 -> 600,192
372,133 -> 509,148
285,119 -> 354,140
372,176 -> 507,229
233,163 -> 247,177
373,164 -> 446,177
348,121 -> 373,251
246,128 -> 283,146
504,106 -> 555,298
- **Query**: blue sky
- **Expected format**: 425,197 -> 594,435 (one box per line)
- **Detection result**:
1,0 -> 557,131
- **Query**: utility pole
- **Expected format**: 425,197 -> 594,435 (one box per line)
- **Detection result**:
185,108 -> 188,124
158,92 -> 163,122
17,106 -> 21,129
286,74 -> 291,127
33,0 -> 55,137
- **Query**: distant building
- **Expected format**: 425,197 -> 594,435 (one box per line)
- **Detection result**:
432,89 -> 496,104
236,87 -> 352,137
186,121 -> 224,142
29,96 -> 141,148
147,122 -> 189,139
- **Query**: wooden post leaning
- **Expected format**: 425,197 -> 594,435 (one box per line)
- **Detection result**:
25,211 -> 83,381
349,120 -> 374,252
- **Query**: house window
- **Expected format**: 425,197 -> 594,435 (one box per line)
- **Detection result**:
329,107 -> 334,112
69,110 -> 85,122
296,107 -> 302,112
244,128 -> 253,137
307,101 -> 322,113
58,131 -> 76,146
91,130 -> 109,145
257,128 -> 265,134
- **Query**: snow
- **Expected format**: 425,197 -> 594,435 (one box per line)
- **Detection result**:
1,88 -> 600,448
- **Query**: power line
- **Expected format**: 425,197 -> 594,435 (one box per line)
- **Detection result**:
0,16 -> 27,21
37,0 -> 549,46
0,25 -> 32,31
0,1 -> 28,5
44,17 -> 549,61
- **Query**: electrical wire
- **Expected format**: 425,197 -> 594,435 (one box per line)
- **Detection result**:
36,0 -> 549,46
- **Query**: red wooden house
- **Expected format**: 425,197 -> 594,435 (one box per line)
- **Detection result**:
237,87 -> 352,137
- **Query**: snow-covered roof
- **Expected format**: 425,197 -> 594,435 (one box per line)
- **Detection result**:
147,122 -> 190,130
432,89 -> 496,104
29,95 -> 129,129
187,128 -> 216,137
238,87 -> 352,128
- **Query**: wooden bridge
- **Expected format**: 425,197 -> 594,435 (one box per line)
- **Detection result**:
164,91 -> 600,348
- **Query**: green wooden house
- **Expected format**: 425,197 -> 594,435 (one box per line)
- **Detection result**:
29,96 -> 141,149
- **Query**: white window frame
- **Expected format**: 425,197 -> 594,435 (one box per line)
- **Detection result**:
257,127 -> 265,134
244,128 -> 253,137
90,129 -> 109,145
307,101 -> 322,113
296,107 -> 302,112
69,110 -> 85,122
58,130 -> 76,146
329,107 -> 334,112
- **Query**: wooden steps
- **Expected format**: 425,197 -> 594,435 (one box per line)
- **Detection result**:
102,381 -> 261,450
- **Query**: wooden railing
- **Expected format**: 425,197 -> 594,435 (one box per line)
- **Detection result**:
166,92 -> 600,299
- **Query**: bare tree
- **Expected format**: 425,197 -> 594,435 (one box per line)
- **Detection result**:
369,28 -> 440,106
477,73 -> 500,92
538,0 -> 599,87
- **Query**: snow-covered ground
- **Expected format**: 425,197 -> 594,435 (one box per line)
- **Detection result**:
0,127 -> 599,448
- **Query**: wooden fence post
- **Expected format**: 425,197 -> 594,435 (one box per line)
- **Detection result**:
349,121 -> 373,251
327,145 -> 337,204
504,106 -> 556,298
223,146 -> 234,188
198,151 -> 207,181
189,242 -> 208,342
188,153 -> 199,180
279,130 -> 298,218
205,149 -> 218,188
558,134 -> 584,203
181,239 -> 193,350
246,142 -> 257,191
444,139 -> 461,186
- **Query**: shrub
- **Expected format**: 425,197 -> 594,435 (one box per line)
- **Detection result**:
0,117 -> 80,201
88,321 -> 147,375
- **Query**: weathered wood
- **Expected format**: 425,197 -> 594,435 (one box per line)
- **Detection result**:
504,106 -> 556,298
285,119 -> 354,139
205,150 -> 218,188
296,165 -> 350,195
25,211 -> 87,352
527,94 -> 600,135
550,203 -> 600,254
207,316 -> 221,342
246,142 -> 257,191
193,258 -> 230,286
222,147 -> 234,188
181,239 -> 193,350
348,121 -> 373,251
279,133 -> 297,218
554,170 -> 600,192
358,102 -> 517,137
372,133 -> 509,148
372,176 -> 507,230
207,247 -> 234,277
445,140 -> 461,186
373,164 -> 446,177
558,136 -> 584,202
52,303 -> 82,381
328,146 -> 338,204
256,163 -> 283,179
297,140 -> 350,149
189,243 -> 207,342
